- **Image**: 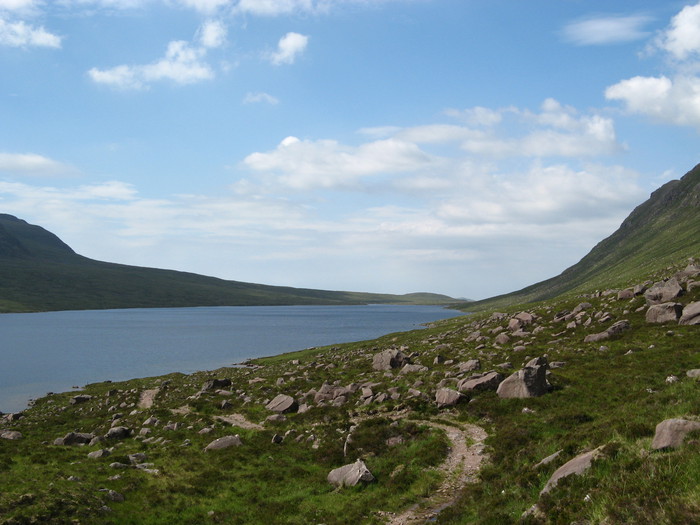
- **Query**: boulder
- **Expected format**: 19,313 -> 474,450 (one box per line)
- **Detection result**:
583,320 -> 630,343
327,459 -> 375,487
204,435 -> 242,451
645,278 -> 683,305
617,288 -> 635,300
679,301 -> 700,325
494,333 -> 510,345
457,371 -> 503,392
0,431 -> 22,440
497,358 -> 550,398
265,394 -> 298,413
88,449 -> 111,459
651,418 -> 700,450
201,378 -> 231,392
458,359 -> 481,373
435,388 -> 465,408
372,349 -> 409,371
106,426 -> 131,440
686,369 -> 700,379
70,394 -> 92,405
540,446 -> 604,494
56,432 -> 95,446
400,364 -> 428,374
646,302 -> 683,324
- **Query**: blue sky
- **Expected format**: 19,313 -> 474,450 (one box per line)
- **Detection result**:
0,0 -> 699,299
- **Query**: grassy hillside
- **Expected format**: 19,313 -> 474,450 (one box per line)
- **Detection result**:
465,164 -> 700,312
0,214 -> 456,312
0,256 -> 697,524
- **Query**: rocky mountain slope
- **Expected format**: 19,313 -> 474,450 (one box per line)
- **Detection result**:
0,214 -> 455,312
467,164 -> 700,311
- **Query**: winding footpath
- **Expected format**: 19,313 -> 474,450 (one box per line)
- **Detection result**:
383,421 -> 488,525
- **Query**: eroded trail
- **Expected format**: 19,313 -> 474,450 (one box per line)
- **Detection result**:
383,421 -> 488,525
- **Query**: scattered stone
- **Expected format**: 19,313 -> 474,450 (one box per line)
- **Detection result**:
265,394 -> 298,413
583,320 -> 630,343
106,426 -> 131,440
458,359 -> 481,373
457,371 -> 504,392
646,302 -> 683,324
540,446 -> 604,494
679,301 -> 700,325
201,378 -> 232,392
400,363 -> 428,374
645,278 -> 683,305
87,449 -> 111,459
70,394 -> 92,405
204,435 -> 243,451
496,357 -> 550,399
686,369 -> 700,379
372,349 -> 409,371
327,459 -> 375,487
651,418 -> 700,450
534,449 -> 563,469
435,387 -> 465,408
0,431 -> 22,440
56,432 -> 95,446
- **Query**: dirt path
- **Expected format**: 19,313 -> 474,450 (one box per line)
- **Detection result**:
383,421 -> 488,525
138,388 -> 160,409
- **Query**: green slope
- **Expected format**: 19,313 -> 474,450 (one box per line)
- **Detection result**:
465,163 -> 700,311
0,214 -> 456,312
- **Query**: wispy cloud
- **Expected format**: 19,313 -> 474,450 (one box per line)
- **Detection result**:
0,18 -> 61,47
561,14 -> 652,46
0,152 -> 74,175
243,91 -> 279,104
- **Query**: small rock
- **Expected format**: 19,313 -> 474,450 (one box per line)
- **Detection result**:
204,435 -> 243,451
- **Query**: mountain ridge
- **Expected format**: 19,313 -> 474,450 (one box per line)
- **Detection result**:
0,215 -> 456,312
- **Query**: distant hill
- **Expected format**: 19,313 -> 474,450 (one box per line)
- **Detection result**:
0,214 -> 456,312
466,163 -> 700,311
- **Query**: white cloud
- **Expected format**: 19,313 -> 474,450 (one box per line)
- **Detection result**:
656,2 -> 700,61
243,91 -> 279,104
243,136 -> 435,189
561,14 -> 652,46
198,19 -> 227,48
0,18 -> 61,48
234,0 -> 318,17
268,32 -> 308,65
0,0 -> 38,10
0,152 -> 73,175
174,0 -> 232,13
444,106 -> 504,127
88,23 -> 220,89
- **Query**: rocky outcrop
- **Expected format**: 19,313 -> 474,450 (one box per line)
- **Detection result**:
327,459 -> 375,487
372,349 -> 409,371
651,418 -> 700,450
496,357 -> 550,399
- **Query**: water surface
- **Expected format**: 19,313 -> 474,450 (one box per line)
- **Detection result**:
0,304 -> 463,413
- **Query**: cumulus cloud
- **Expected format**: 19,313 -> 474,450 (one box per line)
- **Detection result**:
0,18 -> 61,47
268,32 -> 308,65
0,152 -> 73,175
234,0 -> 320,17
174,0 -> 232,13
561,14 -> 652,46
604,3 -> 700,129
243,136 -> 435,189
656,2 -> 700,61
88,23 -> 221,89
243,91 -> 279,104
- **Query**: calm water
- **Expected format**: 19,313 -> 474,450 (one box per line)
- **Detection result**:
0,304 -> 463,413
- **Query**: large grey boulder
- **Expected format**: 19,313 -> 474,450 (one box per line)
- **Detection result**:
400,363 -> 428,374
265,394 -> 298,413
651,418 -> 700,450
70,394 -> 92,405
201,378 -> 231,392
0,431 -> 22,440
106,426 -> 131,440
458,359 -> 481,373
679,301 -> 700,325
646,302 -> 683,324
435,388 -> 465,408
645,278 -> 683,305
583,320 -> 630,343
457,371 -> 504,392
327,459 -> 375,487
55,432 -> 95,446
496,358 -> 550,399
204,435 -> 243,451
540,446 -> 604,494
372,349 -> 409,371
